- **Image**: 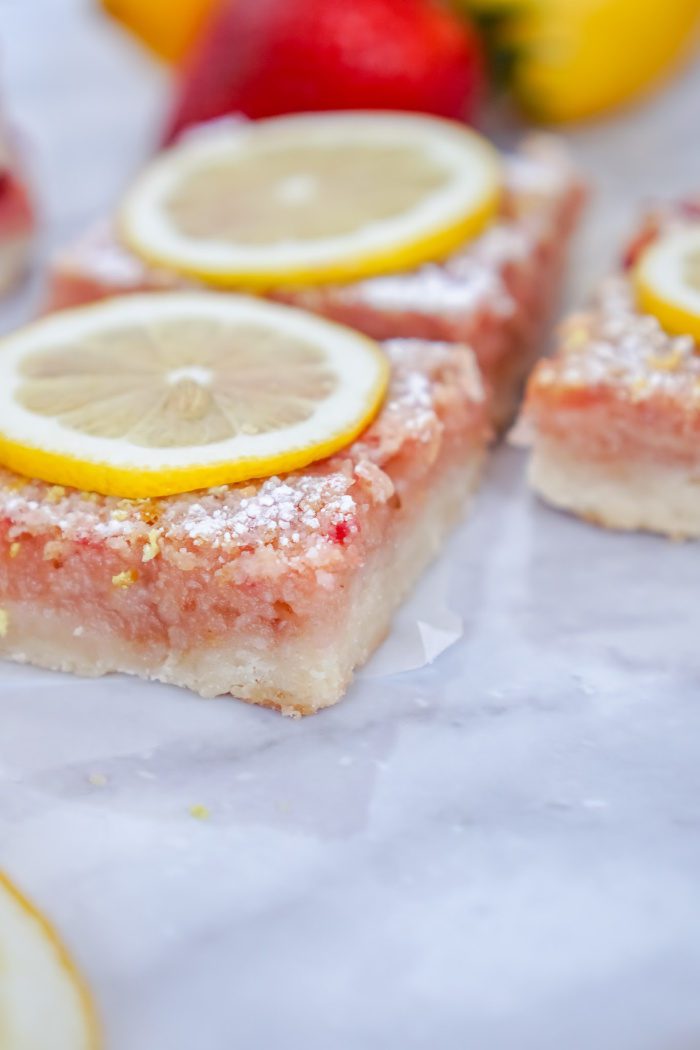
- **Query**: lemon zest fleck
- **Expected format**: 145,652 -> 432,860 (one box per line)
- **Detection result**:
46,485 -> 66,504
112,569 -> 138,588
142,529 -> 162,563
647,348 -> 684,372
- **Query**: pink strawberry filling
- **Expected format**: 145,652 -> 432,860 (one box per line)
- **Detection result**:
0,339 -> 487,653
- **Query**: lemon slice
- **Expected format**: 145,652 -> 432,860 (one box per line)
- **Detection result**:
635,226 -> 700,342
119,111 -> 501,288
0,871 -> 100,1049
0,292 -> 389,499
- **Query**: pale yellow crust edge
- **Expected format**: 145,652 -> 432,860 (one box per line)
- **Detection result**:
529,436 -> 700,539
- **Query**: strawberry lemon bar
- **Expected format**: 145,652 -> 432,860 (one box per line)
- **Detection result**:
0,293 -> 488,714
47,114 -> 583,428
520,202 -> 700,538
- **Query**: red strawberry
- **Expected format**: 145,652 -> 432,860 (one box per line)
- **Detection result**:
164,0 -> 484,143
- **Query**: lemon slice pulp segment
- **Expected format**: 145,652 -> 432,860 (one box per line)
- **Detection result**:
119,111 -> 501,289
0,871 -> 100,1049
635,226 -> 700,342
0,292 -> 389,499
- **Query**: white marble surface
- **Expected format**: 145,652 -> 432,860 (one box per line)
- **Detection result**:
2,3 -> 700,1048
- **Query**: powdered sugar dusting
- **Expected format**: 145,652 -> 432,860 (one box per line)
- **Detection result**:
174,472 -> 357,551
534,276 -> 700,402
385,364 -> 435,438
505,136 -> 575,198
353,251 -> 513,315
57,218 -> 189,289
337,192 -> 549,320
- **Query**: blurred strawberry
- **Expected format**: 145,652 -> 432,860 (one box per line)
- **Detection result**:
164,0 -> 485,143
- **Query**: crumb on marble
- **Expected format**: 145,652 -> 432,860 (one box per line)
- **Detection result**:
189,803 -> 210,821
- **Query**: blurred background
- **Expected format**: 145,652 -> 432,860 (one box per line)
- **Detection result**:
0,0 -> 698,337
98,0 -> 700,131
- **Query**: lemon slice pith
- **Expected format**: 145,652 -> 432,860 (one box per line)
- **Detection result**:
0,871 -> 100,1049
0,293 -> 389,499
119,111 -> 501,289
635,226 -> 700,342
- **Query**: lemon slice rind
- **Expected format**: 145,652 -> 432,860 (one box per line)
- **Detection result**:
0,870 -> 100,1050
635,226 -> 700,342
0,293 -> 389,499
119,111 -> 501,289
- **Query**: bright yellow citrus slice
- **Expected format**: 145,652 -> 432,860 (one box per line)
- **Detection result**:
119,111 -> 501,289
635,226 -> 700,342
0,871 -> 100,1049
0,292 -> 389,499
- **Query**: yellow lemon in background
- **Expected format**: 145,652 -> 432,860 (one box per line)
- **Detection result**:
466,0 -> 700,123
